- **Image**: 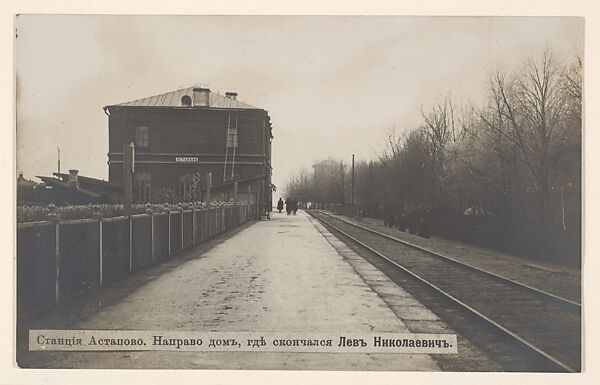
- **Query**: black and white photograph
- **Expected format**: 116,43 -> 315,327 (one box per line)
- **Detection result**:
3,2 -> 597,383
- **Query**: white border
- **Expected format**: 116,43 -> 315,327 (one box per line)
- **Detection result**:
1,1 -> 598,384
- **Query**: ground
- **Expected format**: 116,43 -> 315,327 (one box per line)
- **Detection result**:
334,213 -> 580,303
19,211 -> 500,370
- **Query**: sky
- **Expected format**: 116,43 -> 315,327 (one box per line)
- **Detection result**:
15,16 -> 583,194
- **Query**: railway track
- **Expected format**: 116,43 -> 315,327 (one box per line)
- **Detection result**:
308,210 -> 581,372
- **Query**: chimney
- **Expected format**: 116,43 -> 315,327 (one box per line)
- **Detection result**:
225,92 -> 238,100
193,87 -> 210,107
67,169 -> 79,189
18,172 -> 24,181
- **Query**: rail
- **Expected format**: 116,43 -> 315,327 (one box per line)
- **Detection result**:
308,209 -> 580,373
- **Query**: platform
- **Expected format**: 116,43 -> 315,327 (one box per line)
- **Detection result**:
20,211 -> 452,370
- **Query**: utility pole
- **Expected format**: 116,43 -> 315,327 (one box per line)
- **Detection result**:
57,147 -> 61,176
340,161 -> 345,204
123,142 -> 135,214
233,180 -> 238,205
351,154 -> 355,206
369,160 -> 374,200
205,172 -> 212,204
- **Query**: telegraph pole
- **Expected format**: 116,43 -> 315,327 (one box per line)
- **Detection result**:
351,154 -> 355,206
340,161 -> 345,204
205,172 -> 212,204
123,142 -> 135,214
233,180 -> 238,205
57,147 -> 61,176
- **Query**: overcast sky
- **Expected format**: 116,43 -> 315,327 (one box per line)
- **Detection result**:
15,16 -> 583,194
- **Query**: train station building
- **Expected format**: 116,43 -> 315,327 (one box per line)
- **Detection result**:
103,86 -> 273,209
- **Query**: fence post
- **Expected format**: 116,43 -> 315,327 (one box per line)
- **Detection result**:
93,212 -> 103,287
181,207 -> 184,250
47,207 -> 60,305
129,215 -> 133,272
168,211 -> 171,256
208,204 -> 212,238
210,206 -> 214,237
146,208 -> 154,264
200,207 -> 204,242
192,206 -> 196,245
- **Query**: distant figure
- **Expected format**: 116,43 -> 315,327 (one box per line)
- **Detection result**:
292,198 -> 298,215
383,202 -> 395,228
277,198 -> 284,213
418,212 -> 431,238
356,208 -> 364,221
397,213 -> 407,232
285,197 -> 291,215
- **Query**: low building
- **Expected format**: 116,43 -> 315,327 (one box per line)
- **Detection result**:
312,158 -> 345,203
104,86 -> 273,211
17,172 -> 36,202
313,158 -> 341,180
52,170 -> 123,203
35,169 -> 121,205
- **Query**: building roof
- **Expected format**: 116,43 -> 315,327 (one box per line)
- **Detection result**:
37,176 -> 103,199
17,173 -> 36,187
313,158 -> 340,168
54,173 -> 122,190
106,86 -> 261,110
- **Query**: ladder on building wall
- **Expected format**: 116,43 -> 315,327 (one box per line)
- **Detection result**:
223,103 -> 239,182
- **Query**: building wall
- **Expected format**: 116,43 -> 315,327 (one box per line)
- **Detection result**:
108,108 -> 266,154
107,106 -> 272,206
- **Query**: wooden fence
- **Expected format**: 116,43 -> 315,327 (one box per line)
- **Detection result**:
17,203 -> 258,318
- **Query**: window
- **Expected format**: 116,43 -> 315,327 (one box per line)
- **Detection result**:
226,128 -> 238,148
181,95 -> 192,107
135,173 -> 151,203
135,126 -> 150,148
225,111 -> 238,148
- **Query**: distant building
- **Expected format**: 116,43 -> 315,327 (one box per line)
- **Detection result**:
53,170 -> 122,203
312,158 -> 340,180
312,158 -> 345,204
17,172 -> 36,202
104,86 -> 273,210
35,169 -> 122,205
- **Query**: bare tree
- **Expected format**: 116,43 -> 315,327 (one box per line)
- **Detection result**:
480,51 -> 575,227
285,50 -> 582,246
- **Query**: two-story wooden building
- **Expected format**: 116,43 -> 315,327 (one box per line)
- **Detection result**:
104,86 -> 273,210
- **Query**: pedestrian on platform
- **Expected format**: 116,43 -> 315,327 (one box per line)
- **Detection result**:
277,197 -> 284,213
285,197 -> 291,215
292,198 -> 298,215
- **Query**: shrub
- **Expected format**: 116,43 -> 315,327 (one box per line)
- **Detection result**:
17,201 -> 237,223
